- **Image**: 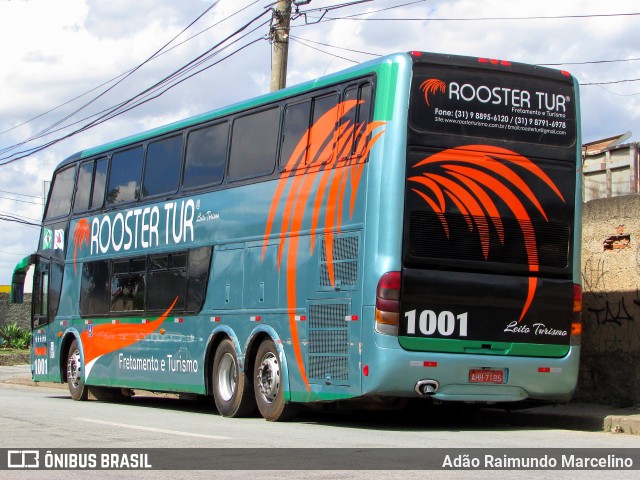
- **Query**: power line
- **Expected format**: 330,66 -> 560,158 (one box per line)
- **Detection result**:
540,57 -> 640,67
0,213 -> 41,228
0,195 -> 43,206
290,36 -> 359,63
289,34 -> 380,58
321,11 -> 640,22
0,189 -> 41,199
0,0 -> 224,157
0,10 -> 271,166
581,78 -> 640,86
0,0 -> 264,140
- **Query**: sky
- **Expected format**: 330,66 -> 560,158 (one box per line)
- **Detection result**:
0,0 -> 639,286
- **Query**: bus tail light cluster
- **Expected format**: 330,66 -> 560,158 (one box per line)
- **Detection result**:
571,284 -> 582,346
375,271 -> 401,335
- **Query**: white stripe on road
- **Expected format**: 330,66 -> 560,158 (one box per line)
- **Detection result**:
75,417 -> 232,440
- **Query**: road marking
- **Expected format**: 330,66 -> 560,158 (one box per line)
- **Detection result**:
75,417 -> 232,440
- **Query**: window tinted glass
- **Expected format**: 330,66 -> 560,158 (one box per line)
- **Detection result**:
355,83 -> 373,149
147,271 -> 186,311
111,273 -> 145,312
309,94 -> 338,165
229,108 -> 279,180
73,162 -> 93,213
91,158 -> 108,210
49,261 -> 64,320
107,146 -> 143,205
183,122 -> 228,189
341,86 -> 359,158
143,135 -> 183,197
45,166 -> 76,219
80,261 -> 110,316
280,100 -> 310,170
186,246 -> 212,312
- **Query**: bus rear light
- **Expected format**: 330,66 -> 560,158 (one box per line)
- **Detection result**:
573,284 -> 582,313
375,272 -> 401,333
363,365 -> 369,377
571,284 -> 582,346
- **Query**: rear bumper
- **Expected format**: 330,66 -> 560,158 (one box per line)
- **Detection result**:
362,317 -> 579,403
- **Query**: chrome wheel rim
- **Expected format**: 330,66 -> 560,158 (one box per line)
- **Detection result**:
217,352 -> 237,402
257,351 -> 280,404
67,349 -> 82,389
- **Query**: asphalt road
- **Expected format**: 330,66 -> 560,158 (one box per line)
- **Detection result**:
1,376 -> 639,479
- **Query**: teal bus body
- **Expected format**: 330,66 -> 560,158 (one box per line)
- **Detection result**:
23,52 -> 582,419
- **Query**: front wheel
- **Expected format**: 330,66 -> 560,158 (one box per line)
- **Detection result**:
212,339 -> 256,417
66,339 -> 88,401
253,339 -> 299,421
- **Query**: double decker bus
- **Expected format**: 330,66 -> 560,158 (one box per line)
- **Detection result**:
12,52 -> 582,421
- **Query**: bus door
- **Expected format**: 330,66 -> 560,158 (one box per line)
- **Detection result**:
32,257 -> 54,381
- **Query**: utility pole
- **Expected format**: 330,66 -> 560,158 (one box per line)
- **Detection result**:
270,0 -> 293,92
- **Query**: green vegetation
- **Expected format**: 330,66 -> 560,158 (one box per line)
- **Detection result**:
0,322 -> 31,350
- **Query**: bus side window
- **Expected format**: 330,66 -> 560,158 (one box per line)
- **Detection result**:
73,161 -> 94,213
107,146 -> 143,205
341,86 -> 359,159
143,135 -> 183,197
91,158 -> 108,210
228,107 -> 279,181
354,83 -> 373,150
186,246 -> 212,312
80,260 -> 110,317
183,122 -> 228,190
110,258 -> 146,313
72,156 -> 108,213
308,93 -> 338,165
280,100 -> 311,171
45,166 -> 76,220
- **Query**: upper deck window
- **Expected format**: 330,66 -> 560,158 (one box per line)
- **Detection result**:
45,165 -> 76,219
143,135 -> 183,197
107,146 -> 143,205
183,122 -> 229,189
228,107 -> 279,181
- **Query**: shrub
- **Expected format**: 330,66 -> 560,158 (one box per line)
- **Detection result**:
0,322 -> 31,349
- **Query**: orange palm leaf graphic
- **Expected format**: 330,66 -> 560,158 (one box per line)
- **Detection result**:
72,218 -> 91,273
419,79 -> 446,106
409,145 -> 565,322
263,100 -> 385,391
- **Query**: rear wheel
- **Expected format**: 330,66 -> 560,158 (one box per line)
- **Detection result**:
254,339 -> 299,421
212,339 -> 256,417
66,339 -> 88,401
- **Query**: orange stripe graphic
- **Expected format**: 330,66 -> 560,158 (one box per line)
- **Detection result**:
79,298 -> 178,365
264,99 -> 385,391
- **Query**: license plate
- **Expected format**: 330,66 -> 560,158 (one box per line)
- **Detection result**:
469,369 -> 504,384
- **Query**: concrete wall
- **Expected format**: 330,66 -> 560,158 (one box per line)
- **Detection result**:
577,194 -> 640,406
0,292 -> 31,331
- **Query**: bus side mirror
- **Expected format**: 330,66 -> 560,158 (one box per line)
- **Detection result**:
11,254 -> 36,304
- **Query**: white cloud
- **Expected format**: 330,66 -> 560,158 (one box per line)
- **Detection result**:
0,0 -> 639,284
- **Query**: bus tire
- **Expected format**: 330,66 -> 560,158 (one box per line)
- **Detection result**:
212,339 -> 256,417
66,339 -> 88,401
253,339 -> 299,422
